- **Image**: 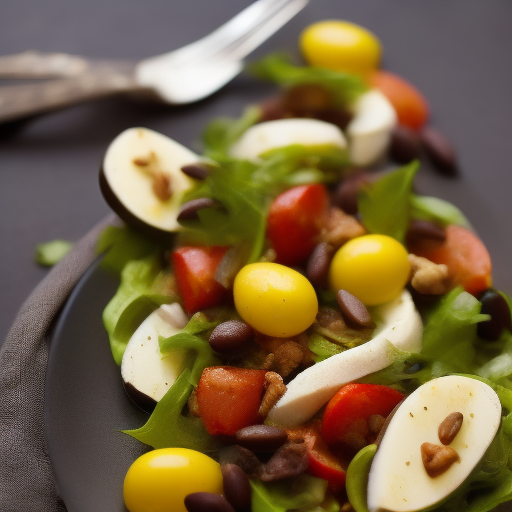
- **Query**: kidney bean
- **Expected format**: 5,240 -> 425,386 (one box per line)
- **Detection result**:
181,162 -> 211,181
420,127 -> 458,176
218,445 -> 263,478
185,492 -> 236,512
221,464 -> 251,512
259,442 -> 308,481
336,289 -> 374,328
477,289 -> 512,341
177,197 -> 221,222
405,220 -> 446,246
390,124 -> 421,164
235,425 -> 287,453
333,173 -> 369,215
209,321 -> 253,353
307,243 -> 334,289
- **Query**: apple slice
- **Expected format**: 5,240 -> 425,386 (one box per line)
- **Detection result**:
367,375 -> 502,512
100,127 -> 200,236
266,289 -> 422,427
121,302 -> 189,412
346,89 -> 397,167
229,118 -> 347,161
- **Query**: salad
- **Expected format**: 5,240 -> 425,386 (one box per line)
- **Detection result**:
96,20 -> 512,512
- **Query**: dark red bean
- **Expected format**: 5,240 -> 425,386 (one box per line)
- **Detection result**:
405,220 -> 446,246
235,425 -> 288,453
307,243 -> 335,289
209,321 -> 253,353
337,290 -> 374,328
390,125 -> 421,164
420,127 -> 458,176
181,163 -> 211,181
259,442 -> 308,481
218,445 -> 263,478
477,289 -> 512,341
333,173 -> 369,215
177,197 -> 220,222
221,464 -> 251,512
185,492 -> 236,512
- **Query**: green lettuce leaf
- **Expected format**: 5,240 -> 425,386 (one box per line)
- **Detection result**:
357,162 -> 419,244
410,195 -> 471,229
35,239 -> 73,266
308,333 -> 346,363
102,254 -> 176,364
249,53 -> 367,106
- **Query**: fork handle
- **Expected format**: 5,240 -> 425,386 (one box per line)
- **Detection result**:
0,61 -> 145,123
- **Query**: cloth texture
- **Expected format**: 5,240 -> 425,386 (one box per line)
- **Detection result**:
0,215 -> 115,512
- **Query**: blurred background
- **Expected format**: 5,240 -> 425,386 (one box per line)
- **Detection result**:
1,0 -> 512,346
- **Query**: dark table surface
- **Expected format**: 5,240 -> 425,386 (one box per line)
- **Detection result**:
1,0 -> 512,348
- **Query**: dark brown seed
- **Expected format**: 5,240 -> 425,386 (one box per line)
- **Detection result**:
235,425 -> 287,453
209,320 -> 253,353
181,162 -> 211,180
390,125 -> 421,164
477,289 -> 512,341
405,220 -> 446,246
177,197 -> 220,222
333,173 -> 370,215
420,127 -> 458,176
421,442 -> 460,478
184,492 -> 236,512
259,442 -> 308,481
221,464 -> 251,512
307,243 -> 335,289
218,445 -> 263,478
337,290 -> 374,328
438,412 -> 464,445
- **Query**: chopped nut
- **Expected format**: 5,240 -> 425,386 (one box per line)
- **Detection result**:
187,389 -> 200,417
271,341 -> 305,377
421,442 -> 460,477
261,353 -> 276,370
409,254 -> 450,295
438,412 -> 463,445
133,151 -> 157,167
152,171 -> 173,201
259,372 -> 287,417
320,207 -> 366,248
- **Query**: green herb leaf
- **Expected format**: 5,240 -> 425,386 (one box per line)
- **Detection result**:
410,195 -> 471,229
358,161 -> 419,244
249,53 -> 367,106
35,239 -> 73,266
308,333 -> 345,363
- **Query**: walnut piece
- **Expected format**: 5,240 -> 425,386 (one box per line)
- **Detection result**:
421,442 -> 460,477
271,341 -> 305,377
409,254 -> 450,295
259,371 -> 287,418
320,207 -> 366,248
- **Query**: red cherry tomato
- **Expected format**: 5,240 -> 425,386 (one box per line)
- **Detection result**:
370,70 -> 429,131
321,383 -> 404,450
196,367 -> 267,436
267,184 -> 329,266
408,224 -> 492,296
288,422 -> 347,492
172,246 -> 228,314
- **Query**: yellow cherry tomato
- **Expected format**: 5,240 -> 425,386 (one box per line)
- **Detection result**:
299,20 -> 381,75
329,234 -> 410,306
123,448 -> 223,512
234,262 -> 318,337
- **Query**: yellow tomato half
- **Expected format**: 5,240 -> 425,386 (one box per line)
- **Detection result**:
329,234 -> 410,306
233,262 -> 318,337
299,20 -> 381,75
123,448 -> 223,512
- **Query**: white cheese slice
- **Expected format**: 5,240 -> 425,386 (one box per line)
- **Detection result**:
267,289 -> 422,427
367,375 -> 502,512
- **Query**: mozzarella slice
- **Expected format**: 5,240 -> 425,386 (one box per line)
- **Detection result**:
346,89 -> 397,166
267,289 -> 422,427
367,375 -> 502,512
229,118 -> 347,160
101,127 -> 199,233
121,303 -> 189,407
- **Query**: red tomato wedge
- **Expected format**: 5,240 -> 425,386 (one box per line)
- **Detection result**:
288,422 -> 347,492
408,224 -> 492,296
321,383 -> 404,450
370,70 -> 429,131
196,367 -> 266,436
267,184 -> 329,266
172,246 -> 228,314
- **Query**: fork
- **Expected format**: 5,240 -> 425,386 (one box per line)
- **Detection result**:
0,0 -> 308,124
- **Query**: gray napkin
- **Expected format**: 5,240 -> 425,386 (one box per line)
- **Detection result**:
0,215 -> 115,512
